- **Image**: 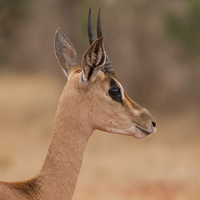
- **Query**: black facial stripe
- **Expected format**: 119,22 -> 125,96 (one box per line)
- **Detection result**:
109,79 -> 123,105
110,79 -> 116,87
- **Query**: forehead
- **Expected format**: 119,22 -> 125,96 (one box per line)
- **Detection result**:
96,70 -> 120,86
95,71 -> 125,95
71,67 -> 122,89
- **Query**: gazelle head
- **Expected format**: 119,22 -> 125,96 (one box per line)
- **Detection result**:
54,8 -> 156,139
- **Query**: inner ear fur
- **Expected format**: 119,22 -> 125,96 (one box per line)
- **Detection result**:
82,37 -> 106,82
54,28 -> 79,77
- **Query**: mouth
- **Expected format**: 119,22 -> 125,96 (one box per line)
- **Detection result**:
132,125 -> 154,139
108,125 -> 156,139
135,126 -> 153,136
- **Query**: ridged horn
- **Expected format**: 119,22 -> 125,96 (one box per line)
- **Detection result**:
88,8 -> 113,73
88,8 -> 95,45
96,8 -> 113,73
97,8 -> 103,38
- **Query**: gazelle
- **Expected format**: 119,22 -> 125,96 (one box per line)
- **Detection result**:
0,8 -> 156,200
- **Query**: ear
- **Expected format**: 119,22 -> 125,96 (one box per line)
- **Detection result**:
82,37 -> 106,82
54,27 -> 78,77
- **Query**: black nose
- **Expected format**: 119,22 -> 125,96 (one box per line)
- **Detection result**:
152,121 -> 156,128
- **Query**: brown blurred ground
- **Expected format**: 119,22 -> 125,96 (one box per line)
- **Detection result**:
0,74 -> 199,199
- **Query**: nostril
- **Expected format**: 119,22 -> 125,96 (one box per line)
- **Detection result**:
152,121 -> 156,128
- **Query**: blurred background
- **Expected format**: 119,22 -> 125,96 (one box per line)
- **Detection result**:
0,0 -> 200,199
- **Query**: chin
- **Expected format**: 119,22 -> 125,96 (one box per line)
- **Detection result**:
104,127 -> 152,139
132,130 -> 151,139
124,126 -> 155,139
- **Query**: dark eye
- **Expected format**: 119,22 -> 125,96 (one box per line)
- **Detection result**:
109,88 -> 120,97
108,80 -> 123,104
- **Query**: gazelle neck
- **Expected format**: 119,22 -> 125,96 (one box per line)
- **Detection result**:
36,85 -> 93,200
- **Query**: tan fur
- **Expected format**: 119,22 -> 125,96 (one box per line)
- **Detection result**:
0,22 -> 156,199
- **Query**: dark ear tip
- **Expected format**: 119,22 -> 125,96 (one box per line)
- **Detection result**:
55,27 -> 71,45
55,27 -> 63,36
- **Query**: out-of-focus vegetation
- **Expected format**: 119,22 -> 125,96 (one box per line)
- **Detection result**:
0,0 -> 199,111
0,0 -> 31,61
164,0 -> 200,56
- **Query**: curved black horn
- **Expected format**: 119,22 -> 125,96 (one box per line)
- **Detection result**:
88,8 -> 95,45
97,8 -> 103,38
